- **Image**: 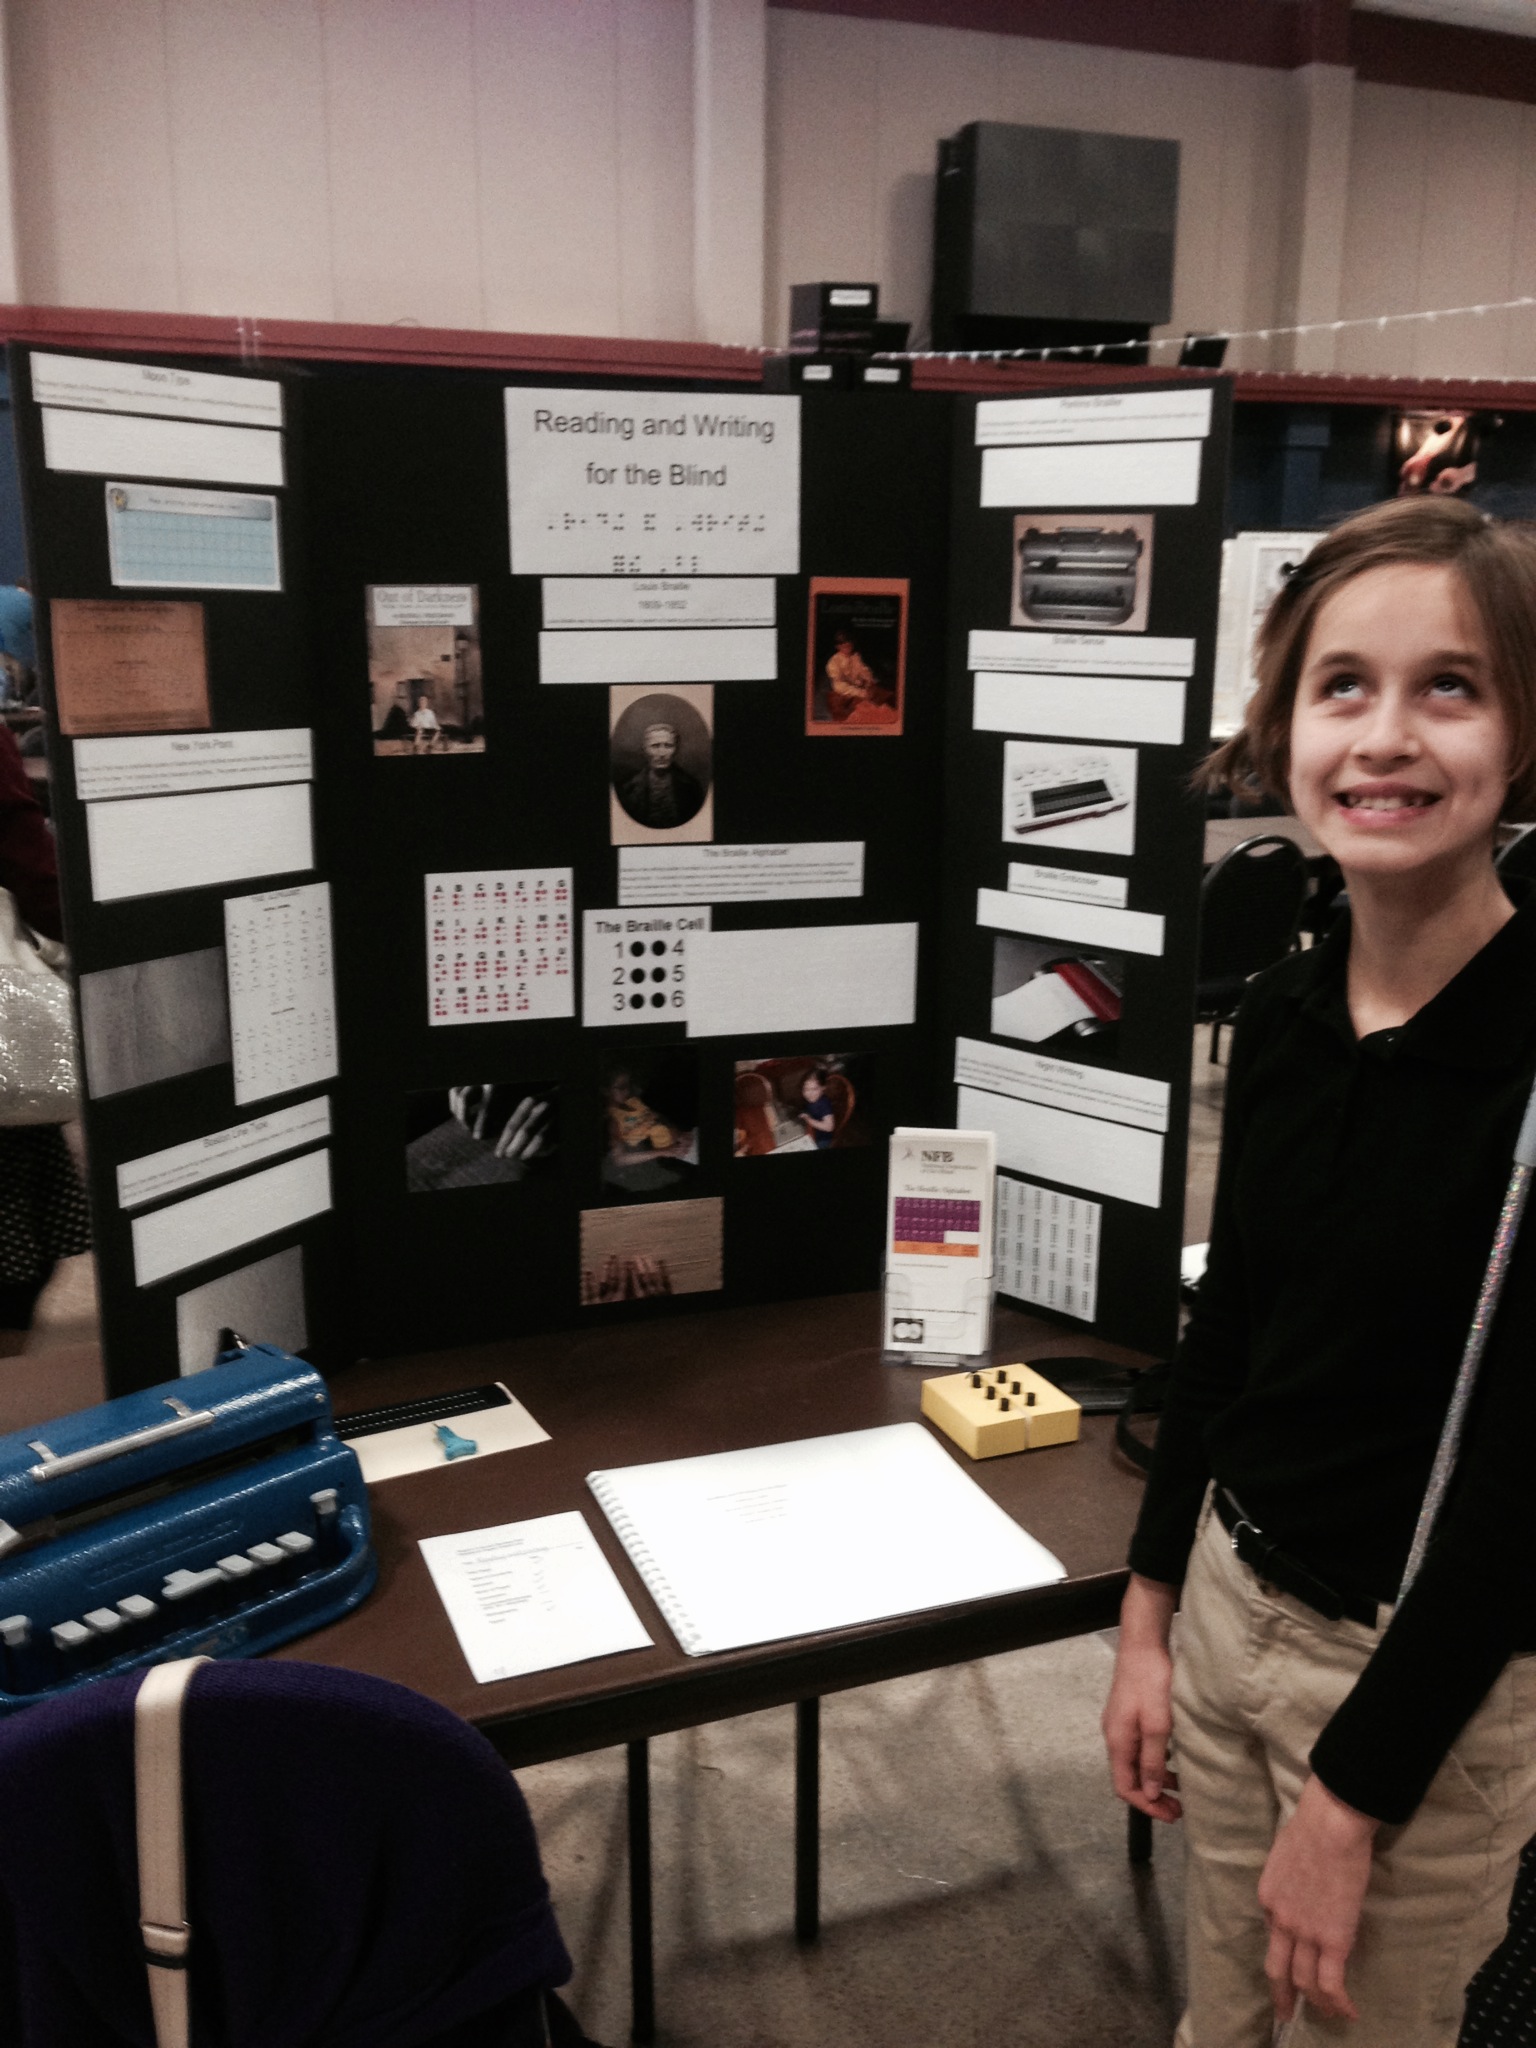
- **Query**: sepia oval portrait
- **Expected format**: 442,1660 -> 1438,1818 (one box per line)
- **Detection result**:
610,690 -> 712,832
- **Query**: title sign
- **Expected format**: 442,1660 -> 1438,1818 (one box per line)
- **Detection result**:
505,388 -> 800,576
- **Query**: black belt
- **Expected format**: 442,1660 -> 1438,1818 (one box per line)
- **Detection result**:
1213,1487 -> 1380,1629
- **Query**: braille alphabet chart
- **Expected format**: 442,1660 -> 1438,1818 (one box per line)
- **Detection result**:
581,906 -> 710,1027
427,867 -> 575,1026
226,881 -> 338,1105
994,1174 -> 1101,1322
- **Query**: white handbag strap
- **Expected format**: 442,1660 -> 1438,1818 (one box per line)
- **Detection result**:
135,1658 -> 210,2048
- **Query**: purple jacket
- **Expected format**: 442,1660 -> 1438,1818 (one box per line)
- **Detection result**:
0,1660 -> 571,2046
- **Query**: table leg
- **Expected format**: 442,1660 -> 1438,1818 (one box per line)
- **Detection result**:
795,1696 -> 820,1944
627,1739 -> 655,2044
1127,1805 -> 1153,1866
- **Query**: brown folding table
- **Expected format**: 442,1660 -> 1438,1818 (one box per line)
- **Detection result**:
282,1290 -> 1153,2041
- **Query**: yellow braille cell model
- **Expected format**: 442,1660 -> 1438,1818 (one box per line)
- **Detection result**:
920,1363 -> 1082,1460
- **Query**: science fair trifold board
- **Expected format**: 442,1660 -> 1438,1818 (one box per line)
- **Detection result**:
12,344 -> 1225,1393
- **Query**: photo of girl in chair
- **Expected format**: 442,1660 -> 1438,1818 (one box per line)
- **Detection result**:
733,1053 -> 872,1156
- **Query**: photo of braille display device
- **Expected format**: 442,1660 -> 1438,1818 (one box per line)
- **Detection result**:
1011,513 -> 1153,632
1007,749 -> 1129,833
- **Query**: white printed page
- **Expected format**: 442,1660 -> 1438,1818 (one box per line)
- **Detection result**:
226,883 -> 338,1106
587,1424 -> 1065,1657
420,1511 -> 652,1683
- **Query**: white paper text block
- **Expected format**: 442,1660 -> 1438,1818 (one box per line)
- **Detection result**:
955,1038 -> 1170,1133
543,577 -> 774,628
132,1148 -> 331,1286
957,1084 -> 1164,1208
973,671 -> 1186,746
976,387 -> 1213,447
87,784 -> 313,902
31,352 -> 283,427
619,842 -> 863,906
74,728 -> 312,802
969,631 -> 1194,678
539,626 -> 776,685
42,408 -> 285,487
118,1097 -> 331,1211
981,440 -> 1202,508
687,923 -> 918,1036
977,885 -> 1165,958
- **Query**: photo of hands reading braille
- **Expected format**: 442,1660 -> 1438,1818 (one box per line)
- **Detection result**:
405,1083 -> 559,1192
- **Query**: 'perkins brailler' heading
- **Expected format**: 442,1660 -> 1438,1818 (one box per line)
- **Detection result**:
531,408 -> 776,446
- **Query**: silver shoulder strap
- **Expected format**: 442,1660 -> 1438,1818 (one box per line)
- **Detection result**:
135,1658 -> 210,2048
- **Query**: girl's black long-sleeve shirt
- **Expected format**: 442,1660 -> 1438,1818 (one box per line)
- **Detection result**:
1129,891 -> 1536,1825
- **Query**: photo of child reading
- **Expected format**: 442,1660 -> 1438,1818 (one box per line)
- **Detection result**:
804,579 -> 907,736
601,1048 -> 700,1194
733,1054 -> 872,1156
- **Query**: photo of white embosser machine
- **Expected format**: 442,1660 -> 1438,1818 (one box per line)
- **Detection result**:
1015,525 -> 1144,627
0,1343 -> 375,1713
1007,752 -> 1130,834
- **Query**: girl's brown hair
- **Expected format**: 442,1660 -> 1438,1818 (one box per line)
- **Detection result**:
1205,497 -> 1536,821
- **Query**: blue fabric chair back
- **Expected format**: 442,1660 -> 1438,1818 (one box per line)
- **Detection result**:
0,1659 -> 571,2047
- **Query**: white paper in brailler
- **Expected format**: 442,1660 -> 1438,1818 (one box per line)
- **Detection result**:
131,1147 -> 332,1287
41,409 -> 286,489
975,387 -> 1213,447
973,672 -> 1187,747
419,1511 -> 652,1684
86,783 -> 313,903
977,884 -> 1165,959
980,440 -> 1202,509
538,626 -> 777,686
957,1083 -> 1164,1208
685,923 -> 918,1037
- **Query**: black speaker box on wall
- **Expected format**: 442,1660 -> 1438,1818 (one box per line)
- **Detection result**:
933,121 -> 1179,354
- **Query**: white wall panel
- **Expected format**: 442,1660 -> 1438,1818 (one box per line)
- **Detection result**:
1340,81 -> 1536,380
471,0 -> 622,336
765,11 -> 1293,365
162,0 -> 335,321
11,0 -> 181,309
617,0 -> 695,342
320,0 -> 484,330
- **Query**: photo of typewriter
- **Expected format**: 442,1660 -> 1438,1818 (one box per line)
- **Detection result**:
0,1343 -> 375,1713
1007,750 -> 1129,835
1014,523 -> 1146,628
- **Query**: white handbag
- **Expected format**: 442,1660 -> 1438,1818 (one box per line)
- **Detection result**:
0,884 -> 79,1125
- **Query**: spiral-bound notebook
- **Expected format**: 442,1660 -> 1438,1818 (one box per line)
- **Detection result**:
586,1422 -> 1066,1657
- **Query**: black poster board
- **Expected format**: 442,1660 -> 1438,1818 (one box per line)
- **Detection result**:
940,383 -> 1231,1358
11,344 -> 1227,1394
14,348 -> 964,1389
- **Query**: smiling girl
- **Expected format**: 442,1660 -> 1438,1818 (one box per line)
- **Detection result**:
1102,496 -> 1536,2046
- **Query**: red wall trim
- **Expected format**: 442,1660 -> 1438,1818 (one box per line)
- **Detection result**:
0,303 -> 763,383
768,0 -> 1308,69
1349,9 -> 1536,104
771,0 -> 1536,102
7,301 -> 1536,414
909,357 -> 1536,412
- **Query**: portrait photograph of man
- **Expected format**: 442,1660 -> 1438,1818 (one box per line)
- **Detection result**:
608,684 -> 714,845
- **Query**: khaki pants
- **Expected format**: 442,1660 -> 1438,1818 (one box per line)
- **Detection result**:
1171,1496 -> 1536,2048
